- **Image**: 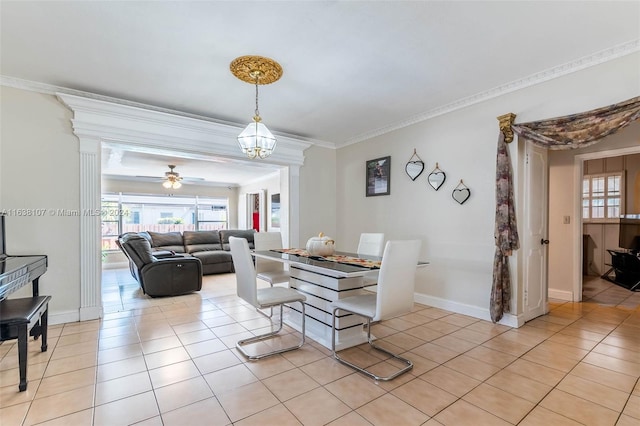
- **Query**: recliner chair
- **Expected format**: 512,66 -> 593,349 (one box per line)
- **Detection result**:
117,233 -> 203,297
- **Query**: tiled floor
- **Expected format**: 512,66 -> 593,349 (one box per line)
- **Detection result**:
1,271 -> 639,426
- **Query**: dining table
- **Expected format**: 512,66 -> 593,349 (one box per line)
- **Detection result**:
252,248 -> 426,350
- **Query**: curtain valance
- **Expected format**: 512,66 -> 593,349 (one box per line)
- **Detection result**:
511,96 -> 640,149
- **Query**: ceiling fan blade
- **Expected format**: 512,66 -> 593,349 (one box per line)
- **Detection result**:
135,175 -> 163,180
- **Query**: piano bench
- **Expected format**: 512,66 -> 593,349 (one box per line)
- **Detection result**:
0,295 -> 52,392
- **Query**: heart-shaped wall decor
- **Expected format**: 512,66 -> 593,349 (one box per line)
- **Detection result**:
428,171 -> 446,191
452,188 -> 471,205
405,160 -> 424,181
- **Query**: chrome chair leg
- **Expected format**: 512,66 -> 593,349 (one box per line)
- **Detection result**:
237,301 -> 305,360
331,307 -> 413,381
255,306 -> 274,318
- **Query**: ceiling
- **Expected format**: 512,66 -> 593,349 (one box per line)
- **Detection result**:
2,1 -> 639,185
101,142 -> 280,188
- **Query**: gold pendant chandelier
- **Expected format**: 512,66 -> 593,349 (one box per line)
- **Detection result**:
230,55 -> 283,159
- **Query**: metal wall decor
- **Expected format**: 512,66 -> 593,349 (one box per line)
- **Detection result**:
405,149 -> 424,181
427,162 -> 446,191
452,179 -> 471,205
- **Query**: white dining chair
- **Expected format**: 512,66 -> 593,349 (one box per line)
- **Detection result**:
357,233 -> 385,257
229,236 -> 307,360
330,239 -> 422,381
254,231 -> 291,317
357,233 -> 385,287
254,232 -> 290,286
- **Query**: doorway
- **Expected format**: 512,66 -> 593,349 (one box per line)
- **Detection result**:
60,92 -> 309,322
542,122 -> 640,317
574,146 -> 640,302
246,190 -> 266,232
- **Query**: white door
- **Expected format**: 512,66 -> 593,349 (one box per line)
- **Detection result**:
523,142 -> 549,322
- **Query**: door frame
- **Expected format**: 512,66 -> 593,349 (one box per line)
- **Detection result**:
522,141 -> 549,322
572,145 -> 640,301
246,189 -> 266,232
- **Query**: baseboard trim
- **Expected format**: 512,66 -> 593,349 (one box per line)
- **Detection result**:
548,289 -> 573,301
414,292 -> 524,328
80,306 -> 103,321
49,310 -> 80,326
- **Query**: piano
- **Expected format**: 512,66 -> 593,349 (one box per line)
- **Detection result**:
0,214 -> 48,300
0,214 -> 49,391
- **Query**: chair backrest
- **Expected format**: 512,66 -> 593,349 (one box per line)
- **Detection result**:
375,240 -> 422,321
357,233 -> 385,257
254,232 -> 284,251
254,232 -> 285,274
229,236 -> 259,307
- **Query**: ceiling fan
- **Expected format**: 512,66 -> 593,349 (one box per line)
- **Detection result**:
162,165 -> 183,189
132,164 -> 206,187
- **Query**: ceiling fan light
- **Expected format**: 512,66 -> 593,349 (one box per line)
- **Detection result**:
161,164 -> 183,189
237,120 -> 277,159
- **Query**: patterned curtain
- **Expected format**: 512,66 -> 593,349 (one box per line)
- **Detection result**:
512,96 -> 640,150
491,132 -> 519,323
490,95 -> 640,323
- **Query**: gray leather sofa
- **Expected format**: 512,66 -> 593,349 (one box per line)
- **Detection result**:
138,229 -> 256,275
117,233 -> 203,297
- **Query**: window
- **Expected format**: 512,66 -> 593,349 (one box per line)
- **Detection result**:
101,193 -> 229,250
582,173 -> 623,222
196,200 -> 229,231
101,199 -> 122,250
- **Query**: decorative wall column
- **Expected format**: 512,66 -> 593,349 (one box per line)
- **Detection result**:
79,137 -> 103,320
288,165 -> 301,247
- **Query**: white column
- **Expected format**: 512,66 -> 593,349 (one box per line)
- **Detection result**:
287,165 -> 301,247
79,137 -> 103,321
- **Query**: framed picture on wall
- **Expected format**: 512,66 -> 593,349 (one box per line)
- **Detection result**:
271,193 -> 281,229
366,156 -> 391,197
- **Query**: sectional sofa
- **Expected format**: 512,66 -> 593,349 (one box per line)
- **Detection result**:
117,229 -> 256,296
138,229 -> 256,275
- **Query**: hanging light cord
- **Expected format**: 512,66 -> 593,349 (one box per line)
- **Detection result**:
254,75 -> 260,120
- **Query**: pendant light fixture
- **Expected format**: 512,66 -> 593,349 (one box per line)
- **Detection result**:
230,55 -> 282,159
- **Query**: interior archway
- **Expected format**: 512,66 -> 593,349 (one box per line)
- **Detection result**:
57,93 -> 312,320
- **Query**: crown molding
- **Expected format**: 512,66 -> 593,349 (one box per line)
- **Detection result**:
55,92 -> 314,166
340,39 -> 640,147
0,75 -> 336,149
2,38 -> 638,149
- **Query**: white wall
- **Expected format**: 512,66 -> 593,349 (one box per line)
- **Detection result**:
298,145 -> 337,248
337,100 -> 498,313
337,52 -> 640,322
0,87 -> 81,319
